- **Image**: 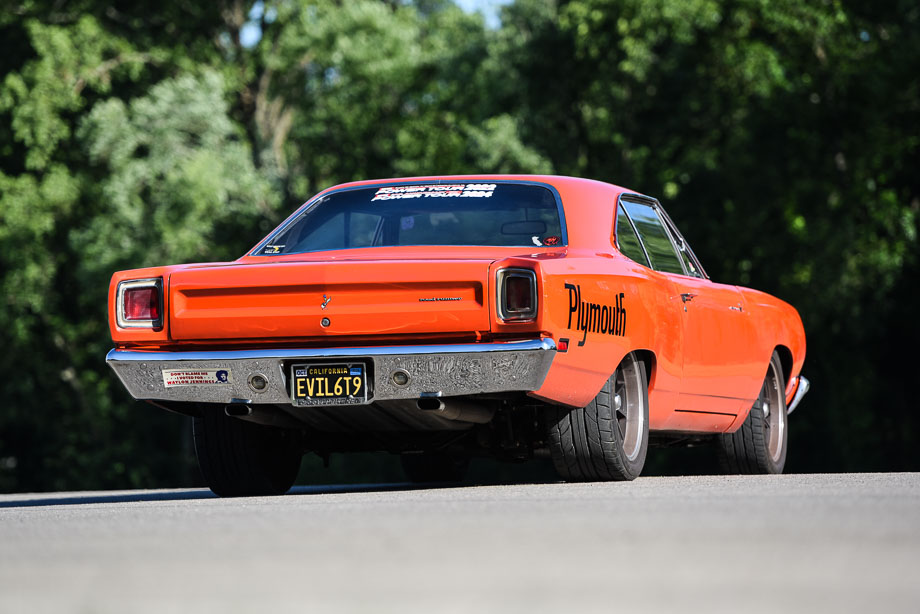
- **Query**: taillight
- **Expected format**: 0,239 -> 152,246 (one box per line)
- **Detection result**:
497,268 -> 537,322
116,278 -> 163,329
125,287 -> 160,321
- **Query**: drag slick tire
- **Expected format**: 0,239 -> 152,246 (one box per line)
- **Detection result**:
545,352 -> 649,481
193,406 -> 302,497
719,351 -> 788,474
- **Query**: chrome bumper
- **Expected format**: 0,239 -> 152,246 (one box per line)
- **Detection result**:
106,339 -> 556,405
787,375 -> 810,415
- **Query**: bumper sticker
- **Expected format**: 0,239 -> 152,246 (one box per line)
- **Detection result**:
162,369 -> 232,387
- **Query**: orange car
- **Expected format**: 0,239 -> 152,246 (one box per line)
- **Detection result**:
107,175 -> 808,496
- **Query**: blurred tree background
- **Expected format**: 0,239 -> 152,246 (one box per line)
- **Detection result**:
1,0 -> 917,492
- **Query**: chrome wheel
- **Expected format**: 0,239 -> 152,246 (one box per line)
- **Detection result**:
760,360 -> 786,464
545,351 -> 650,481
614,353 -> 646,463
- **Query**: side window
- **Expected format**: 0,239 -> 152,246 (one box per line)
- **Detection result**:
658,207 -> 707,279
676,240 -> 702,278
615,207 -> 651,267
621,200 -> 685,275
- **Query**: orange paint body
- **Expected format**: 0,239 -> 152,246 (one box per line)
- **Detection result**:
108,175 -> 805,435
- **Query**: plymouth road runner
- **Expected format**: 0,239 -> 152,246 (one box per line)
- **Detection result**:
106,175 -> 808,496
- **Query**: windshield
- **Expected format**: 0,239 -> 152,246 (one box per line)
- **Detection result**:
257,182 -> 565,255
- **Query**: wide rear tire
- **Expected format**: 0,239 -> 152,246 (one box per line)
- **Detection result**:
545,352 -> 649,481
193,406 -> 302,497
719,351 -> 788,474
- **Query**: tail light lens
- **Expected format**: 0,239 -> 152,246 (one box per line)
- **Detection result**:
497,268 -> 537,322
116,278 -> 163,329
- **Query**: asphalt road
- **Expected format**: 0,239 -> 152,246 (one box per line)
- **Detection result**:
1,473 -> 918,614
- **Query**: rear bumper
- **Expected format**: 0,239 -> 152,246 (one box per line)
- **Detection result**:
106,339 -> 556,405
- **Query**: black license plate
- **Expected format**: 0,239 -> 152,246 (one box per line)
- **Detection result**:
291,363 -> 367,407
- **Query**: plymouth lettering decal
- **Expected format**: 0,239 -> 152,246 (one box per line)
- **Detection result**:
565,283 -> 627,346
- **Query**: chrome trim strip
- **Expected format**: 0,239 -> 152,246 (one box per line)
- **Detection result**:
106,339 -> 555,363
106,339 -> 557,405
496,268 -> 538,322
787,376 -> 810,415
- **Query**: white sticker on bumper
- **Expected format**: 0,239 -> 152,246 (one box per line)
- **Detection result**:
162,369 -> 232,387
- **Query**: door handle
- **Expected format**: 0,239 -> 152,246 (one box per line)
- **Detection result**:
680,293 -> 696,303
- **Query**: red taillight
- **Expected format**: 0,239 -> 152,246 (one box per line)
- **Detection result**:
505,276 -> 534,313
497,268 -> 537,322
124,287 -> 160,321
116,278 -> 162,328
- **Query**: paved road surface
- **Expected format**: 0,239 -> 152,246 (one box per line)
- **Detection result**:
1,473 -> 918,613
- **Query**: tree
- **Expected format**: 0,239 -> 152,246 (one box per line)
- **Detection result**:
1,0 -> 917,491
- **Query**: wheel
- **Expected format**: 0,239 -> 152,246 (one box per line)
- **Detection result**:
193,406 -> 302,497
545,352 -> 649,481
400,453 -> 469,483
719,351 -> 787,474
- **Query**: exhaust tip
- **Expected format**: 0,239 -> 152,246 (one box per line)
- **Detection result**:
225,404 -> 253,417
417,397 -> 444,411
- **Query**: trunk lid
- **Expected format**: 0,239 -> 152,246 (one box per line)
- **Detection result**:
167,258 -> 492,341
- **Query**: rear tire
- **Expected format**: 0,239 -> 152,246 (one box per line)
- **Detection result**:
400,453 -> 469,483
193,406 -> 302,497
545,352 -> 649,481
718,351 -> 788,474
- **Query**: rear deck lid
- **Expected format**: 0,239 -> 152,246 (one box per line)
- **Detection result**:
167,259 -> 492,341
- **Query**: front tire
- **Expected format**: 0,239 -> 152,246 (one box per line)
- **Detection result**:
545,352 -> 649,481
193,407 -> 302,497
719,351 -> 788,474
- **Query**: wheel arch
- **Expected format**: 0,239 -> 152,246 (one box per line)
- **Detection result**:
631,349 -> 657,391
773,344 -> 793,389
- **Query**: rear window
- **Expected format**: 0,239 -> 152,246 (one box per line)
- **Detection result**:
257,182 -> 565,255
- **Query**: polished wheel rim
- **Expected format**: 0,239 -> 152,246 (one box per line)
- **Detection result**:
614,354 -> 645,461
761,363 -> 786,463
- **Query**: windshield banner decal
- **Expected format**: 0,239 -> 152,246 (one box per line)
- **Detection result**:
371,184 -> 496,201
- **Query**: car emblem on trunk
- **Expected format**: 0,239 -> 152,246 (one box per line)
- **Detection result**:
321,294 -> 331,309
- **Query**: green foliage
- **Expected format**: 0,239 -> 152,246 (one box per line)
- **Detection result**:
0,0 -> 917,491
1,16 -> 151,171
77,70 -> 275,272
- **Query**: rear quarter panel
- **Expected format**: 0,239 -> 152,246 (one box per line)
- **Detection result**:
527,179 -> 684,427
108,265 -> 193,346
532,251 -> 683,419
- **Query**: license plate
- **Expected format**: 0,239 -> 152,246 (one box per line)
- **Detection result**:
291,363 -> 367,407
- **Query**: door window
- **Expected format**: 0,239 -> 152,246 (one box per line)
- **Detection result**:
615,207 -> 651,267
621,200 -> 685,275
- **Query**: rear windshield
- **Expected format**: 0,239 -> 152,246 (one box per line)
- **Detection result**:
256,182 -> 565,255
